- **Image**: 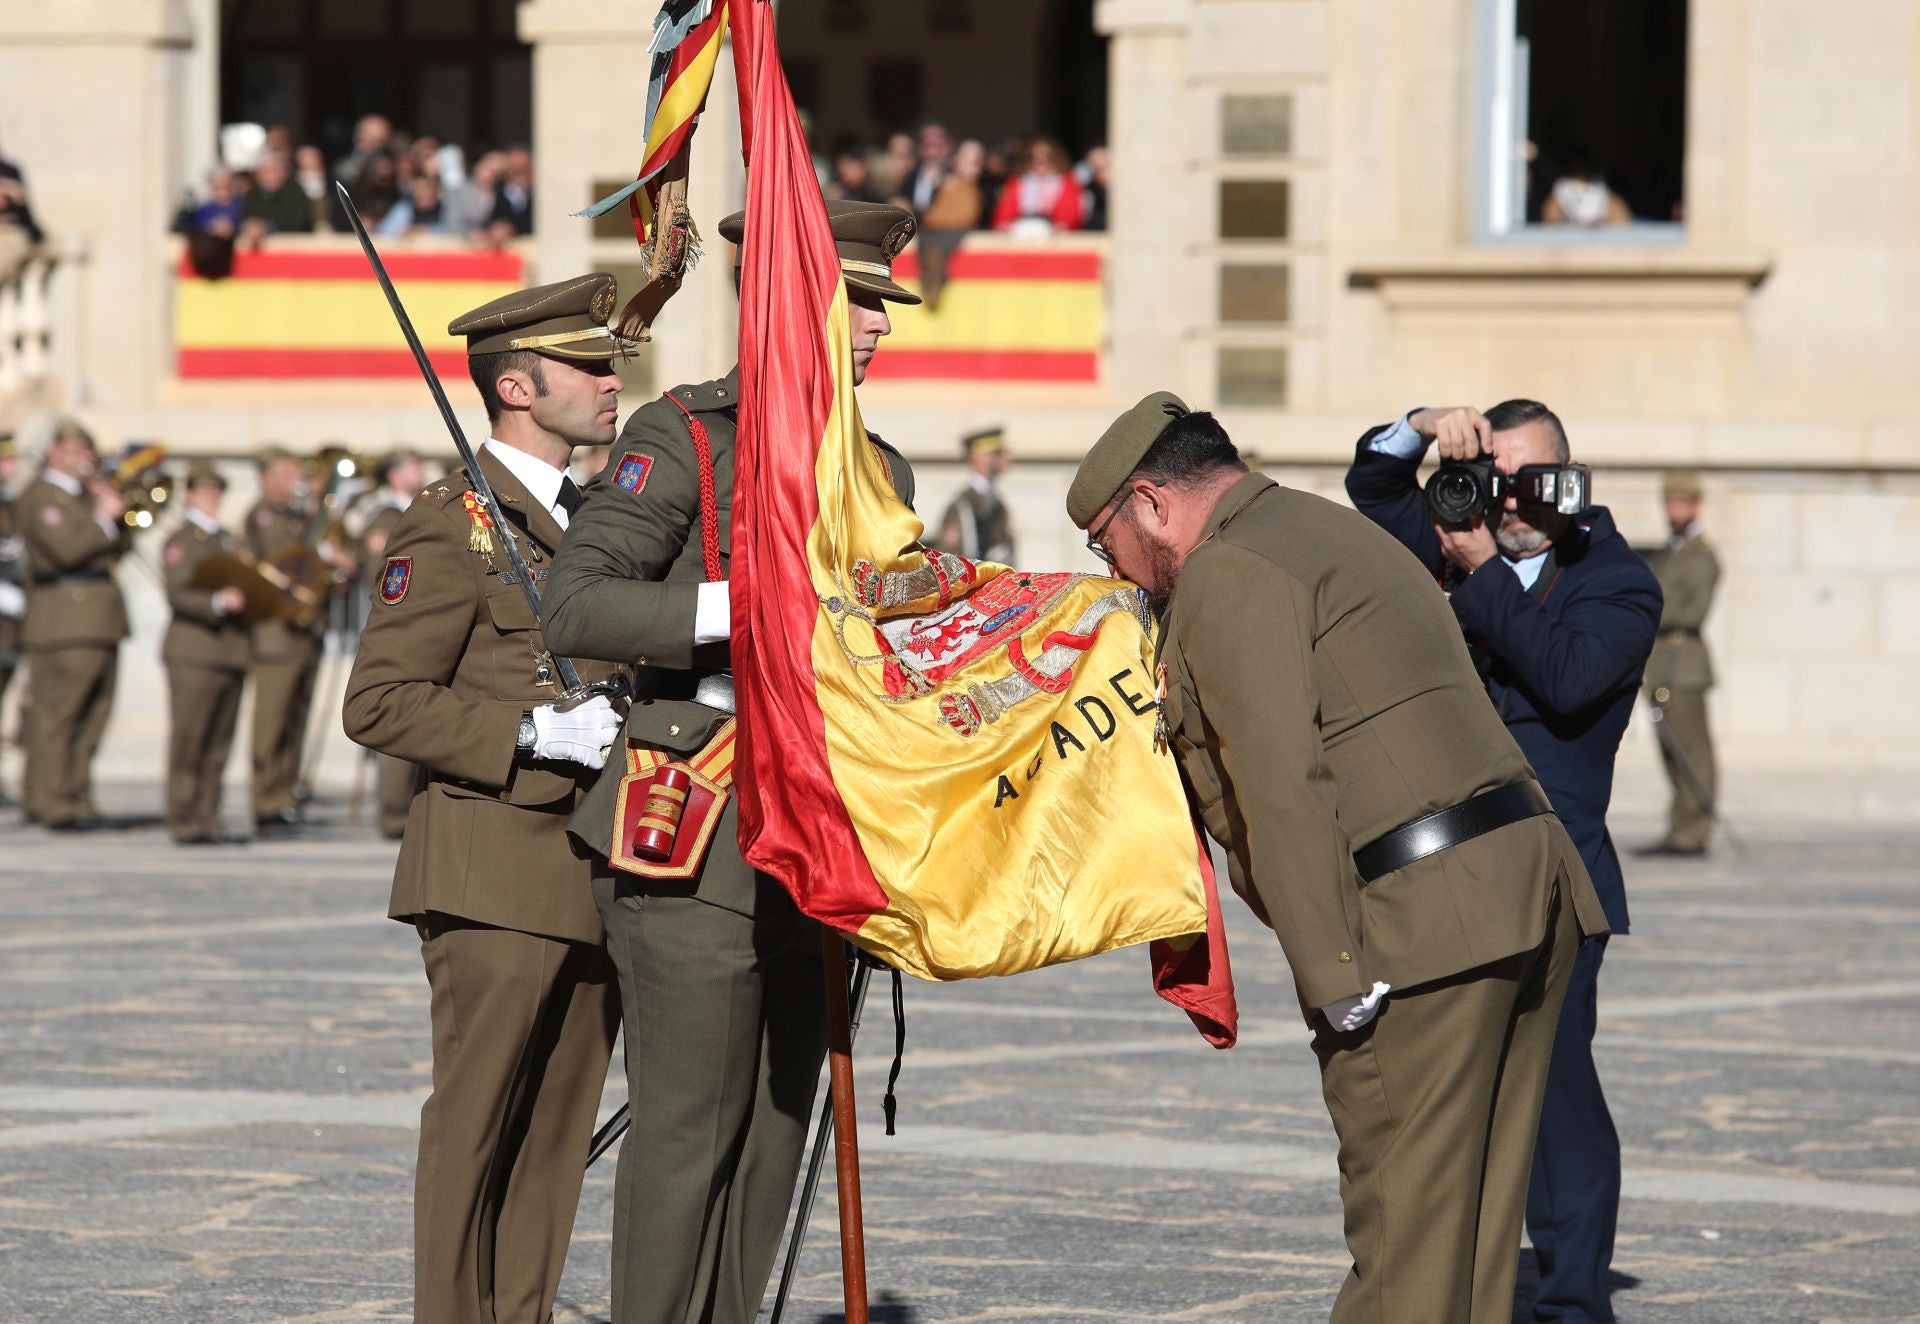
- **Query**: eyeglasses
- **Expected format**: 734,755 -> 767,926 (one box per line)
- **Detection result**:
1085,492 -> 1133,566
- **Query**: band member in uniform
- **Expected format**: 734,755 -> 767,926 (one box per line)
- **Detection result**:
935,425 -> 1016,563
355,448 -> 430,838
1640,469 -> 1721,857
18,420 -> 129,831
542,199 -> 921,1324
1069,394 -> 1609,1324
161,461 -> 250,844
0,433 -> 24,804
343,272 -> 630,1324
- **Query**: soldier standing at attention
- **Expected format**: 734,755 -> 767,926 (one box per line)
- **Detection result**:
161,461 -> 250,845
1639,470 -> 1721,858
343,273 -> 629,1324
935,426 -> 1016,563
0,433 -> 24,805
18,420 -> 129,832
355,448 -> 430,839
542,199 -> 920,1324
1071,394 -> 1609,1324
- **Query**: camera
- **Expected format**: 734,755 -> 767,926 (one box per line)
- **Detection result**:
1424,459 -> 1591,523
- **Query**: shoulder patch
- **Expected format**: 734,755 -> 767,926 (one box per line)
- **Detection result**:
379,556 -> 413,604
255,509 -> 274,528
40,503 -> 63,527
164,541 -> 184,567
614,453 -> 654,493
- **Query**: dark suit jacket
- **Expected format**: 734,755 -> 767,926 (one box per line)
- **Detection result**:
1345,435 -> 1663,933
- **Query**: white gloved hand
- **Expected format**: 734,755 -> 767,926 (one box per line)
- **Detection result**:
1321,981 -> 1393,1034
530,695 -> 622,770
0,581 -> 23,619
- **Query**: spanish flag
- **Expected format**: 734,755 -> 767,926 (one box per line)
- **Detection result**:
707,1 -> 1234,1042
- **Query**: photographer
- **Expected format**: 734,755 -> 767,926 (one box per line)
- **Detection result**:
1346,401 -> 1661,1324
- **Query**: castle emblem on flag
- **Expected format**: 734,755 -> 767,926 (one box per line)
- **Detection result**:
380,556 -> 412,604
615,453 -> 654,493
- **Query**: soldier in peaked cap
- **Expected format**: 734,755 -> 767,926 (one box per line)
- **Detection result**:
0,433 -> 23,800
542,200 -> 919,1324
1639,469 -> 1721,857
343,271 -> 632,1324
936,425 -> 1016,563
162,461 -> 251,844
1071,394 -> 1609,1323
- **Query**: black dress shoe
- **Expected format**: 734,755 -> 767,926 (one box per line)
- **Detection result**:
48,816 -> 107,833
1634,841 -> 1708,858
254,810 -> 303,834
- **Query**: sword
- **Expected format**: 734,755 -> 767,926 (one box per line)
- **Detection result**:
337,181 -> 617,704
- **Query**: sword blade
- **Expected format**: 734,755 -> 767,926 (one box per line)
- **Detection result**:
335,181 -> 584,694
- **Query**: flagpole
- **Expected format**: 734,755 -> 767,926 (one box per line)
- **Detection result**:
820,927 -> 870,1324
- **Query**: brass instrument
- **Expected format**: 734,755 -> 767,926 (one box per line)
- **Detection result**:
98,441 -> 173,530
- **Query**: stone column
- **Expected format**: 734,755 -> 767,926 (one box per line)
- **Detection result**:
0,0 -> 195,415
519,0 -> 742,390
1095,0 -> 1198,402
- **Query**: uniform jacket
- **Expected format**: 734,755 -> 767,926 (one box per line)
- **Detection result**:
1644,531 -> 1719,694
1158,473 -> 1605,1016
0,492 -> 22,664
342,449 -> 625,945
357,496 -> 409,598
1346,437 -> 1663,934
544,369 -> 915,916
18,472 -> 128,650
936,482 -> 1015,563
245,499 -> 323,661
162,518 -> 250,671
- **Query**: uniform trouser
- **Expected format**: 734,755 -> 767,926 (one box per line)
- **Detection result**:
413,916 -> 621,1324
23,644 -> 117,825
380,755 -> 425,839
1525,937 -> 1620,1324
592,872 -> 828,1324
1657,690 -> 1716,851
166,664 -> 245,841
1312,885 -> 1579,1324
251,648 -> 319,817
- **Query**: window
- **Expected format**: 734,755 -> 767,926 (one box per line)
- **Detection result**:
1218,181 -> 1290,242
1219,265 -> 1290,324
1479,0 -> 1687,240
1218,347 -> 1287,407
1221,95 -> 1292,158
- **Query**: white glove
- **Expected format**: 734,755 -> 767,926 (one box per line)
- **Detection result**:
530,695 -> 622,770
0,581 -> 23,619
1321,981 -> 1393,1034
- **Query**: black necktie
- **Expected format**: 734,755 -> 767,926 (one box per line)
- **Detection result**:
556,476 -> 584,520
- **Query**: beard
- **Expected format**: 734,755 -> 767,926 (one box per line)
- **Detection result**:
1140,537 -> 1184,615
1494,522 -> 1547,557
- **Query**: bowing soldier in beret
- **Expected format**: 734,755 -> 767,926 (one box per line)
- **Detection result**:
18,420 -> 129,831
542,199 -> 920,1324
161,461 -> 250,844
343,273 -> 631,1324
1069,394 -> 1611,1324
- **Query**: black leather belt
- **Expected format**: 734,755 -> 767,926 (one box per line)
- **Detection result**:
1352,780 -> 1554,884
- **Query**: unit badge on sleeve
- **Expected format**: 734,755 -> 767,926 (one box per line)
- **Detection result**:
614,453 -> 654,493
379,556 -> 413,604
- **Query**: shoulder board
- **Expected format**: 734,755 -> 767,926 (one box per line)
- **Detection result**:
422,479 -> 473,508
666,374 -> 739,414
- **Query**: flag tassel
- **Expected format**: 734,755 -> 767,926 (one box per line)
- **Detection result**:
820,926 -> 871,1324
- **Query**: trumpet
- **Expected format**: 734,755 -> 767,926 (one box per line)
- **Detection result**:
95,441 -> 173,531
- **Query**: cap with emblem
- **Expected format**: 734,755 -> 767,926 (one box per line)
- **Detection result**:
1066,391 -> 1192,528
448,272 -> 636,361
1662,469 -> 1704,500
717,198 -> 923,305
184,459 -> 227,490
258,444 -> 295,468
961,427 -> 1006,459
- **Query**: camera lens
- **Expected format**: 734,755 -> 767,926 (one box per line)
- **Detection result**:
1425,466 -> 1486,523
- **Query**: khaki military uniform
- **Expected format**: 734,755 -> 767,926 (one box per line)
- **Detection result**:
1644,530 -> 1721,852
245,500 -> 323,819
343,448 -> 623,1324
18,472 -> 128,826
935,479 -> 1015,563
0,486 -> 23,770
359,495 -> 425,837
1157,474 -> 1608,1324
161,515 -> 251,841
544,370 -> 916,1324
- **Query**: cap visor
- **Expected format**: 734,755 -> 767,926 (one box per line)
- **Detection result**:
845,271 -> 923,306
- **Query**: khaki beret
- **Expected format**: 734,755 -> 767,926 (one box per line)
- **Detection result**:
718,198 -> 922,305
1662,469 -> 1704,499
1067,391 -> 1191,528
184,459 -> 227,489
448,271 -> 636,360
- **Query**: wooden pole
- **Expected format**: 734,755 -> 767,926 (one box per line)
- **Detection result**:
819,929 -> 870,1324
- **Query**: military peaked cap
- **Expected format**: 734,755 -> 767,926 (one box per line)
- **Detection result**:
448,272 -> 636,360
184,459 -> 227,489
1067,391 -> 1192,528
1662,469 -> 1704,499
962,427 -> 1007,458
717,198 -> 923,305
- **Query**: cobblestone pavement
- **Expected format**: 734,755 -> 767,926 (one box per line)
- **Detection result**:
2,785 -> 1917,1324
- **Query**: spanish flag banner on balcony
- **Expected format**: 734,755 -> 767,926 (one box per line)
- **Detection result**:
715,0 -> 1235,1042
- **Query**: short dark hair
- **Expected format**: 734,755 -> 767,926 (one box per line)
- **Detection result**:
469,350 -> 549,424
1484,399 -> 1571,463
1130,410 -> 1247,488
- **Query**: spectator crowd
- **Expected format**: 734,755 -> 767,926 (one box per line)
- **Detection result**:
176,114 -> 536,275
820,121 -> 1108,237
